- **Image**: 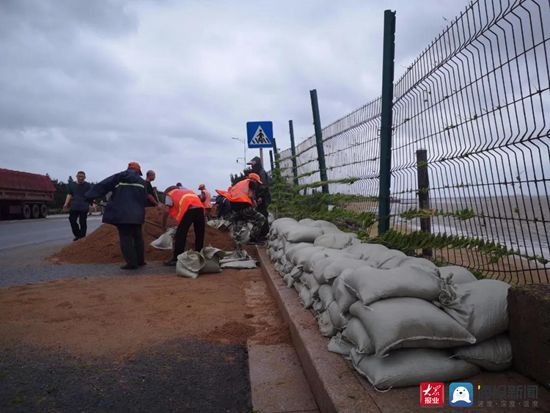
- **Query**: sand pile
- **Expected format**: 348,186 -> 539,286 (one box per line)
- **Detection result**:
50,208 -> 236,264
0,269 -> 290,358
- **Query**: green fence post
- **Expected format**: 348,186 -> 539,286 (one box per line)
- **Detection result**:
310,89 -> 329,194
378,10 -> 396,235
289,120 -> 299,186
272,137 -> 280,170
416,149 -> 432,258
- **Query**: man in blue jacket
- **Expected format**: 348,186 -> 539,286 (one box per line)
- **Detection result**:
85,162 -> 147,270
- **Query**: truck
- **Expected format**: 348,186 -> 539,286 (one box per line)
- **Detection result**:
0,168 -> 56,219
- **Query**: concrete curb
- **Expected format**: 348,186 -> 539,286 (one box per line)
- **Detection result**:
257,246 -> 382,413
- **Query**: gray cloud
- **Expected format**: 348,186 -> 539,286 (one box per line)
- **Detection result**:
0,0 -> 470,192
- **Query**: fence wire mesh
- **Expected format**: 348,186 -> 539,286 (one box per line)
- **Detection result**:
278,0 -> 549,284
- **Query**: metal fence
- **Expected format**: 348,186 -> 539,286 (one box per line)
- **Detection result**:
277,0 -> 549,284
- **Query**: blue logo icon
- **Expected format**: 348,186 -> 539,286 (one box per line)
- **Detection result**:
449,382 -> 473,407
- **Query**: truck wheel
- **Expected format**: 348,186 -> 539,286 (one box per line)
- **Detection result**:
40,204 -> 48,218
22,204 -> 32,219
32,204 -> 40,219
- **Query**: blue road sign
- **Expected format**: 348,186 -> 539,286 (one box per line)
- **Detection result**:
247,121 -> 273,148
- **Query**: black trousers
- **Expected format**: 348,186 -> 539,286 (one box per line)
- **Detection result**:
257,203 -> 269,238
69,210 -> 88,238
173,208 -> 205,260
116,224 -> 144,267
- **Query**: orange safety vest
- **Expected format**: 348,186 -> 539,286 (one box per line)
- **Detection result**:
167,189 -> 204,223
227,179 -> 253,205
200,189 -> 212,209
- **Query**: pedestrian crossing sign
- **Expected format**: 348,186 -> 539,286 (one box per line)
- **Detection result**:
247,121 -> 273,148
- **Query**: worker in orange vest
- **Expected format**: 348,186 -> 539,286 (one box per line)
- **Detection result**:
161,185 -> 205,266
216,172 -> 266,244
198,183 -> 212,219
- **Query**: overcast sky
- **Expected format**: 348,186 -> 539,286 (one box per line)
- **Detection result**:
0,0 -> 468,192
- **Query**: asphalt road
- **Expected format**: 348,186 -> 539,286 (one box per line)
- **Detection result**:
0,214 -> 172,288
0,214 -> 102,252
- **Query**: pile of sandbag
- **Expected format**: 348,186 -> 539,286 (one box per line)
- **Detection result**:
266,217 -> 512,390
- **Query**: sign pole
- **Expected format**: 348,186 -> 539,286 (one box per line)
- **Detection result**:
259,148 -> 264,168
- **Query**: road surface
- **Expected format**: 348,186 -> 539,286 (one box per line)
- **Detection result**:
0,214 -> 170,288
0,214 -> 102,252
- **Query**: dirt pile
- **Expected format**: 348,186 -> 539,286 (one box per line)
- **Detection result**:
50,208 -> 237,264
0,269 -> 289,358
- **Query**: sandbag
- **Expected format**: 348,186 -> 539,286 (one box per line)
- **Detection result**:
283,272 -> 294,288
349,299 -> 476,357
318,284 -> 335,311
206,219 -> 231,231
285,226 -> 324,243
285,243 -> 315,263
310,250 -> 352,283
312,299 -> 324,314
342,317 -> 373,354
342,265 -> 442,305
372,249 -> 409,269
311,219 -> 340,232
300,272 -> 320,296
439,266 -> 477,284
438,279 -> 510,342
452,334 -> 512,371
273,249 -> 285,262
293,280 -> 303,293
150,227 -> 175,250
292,246 -> 330,272
350,348 -> 480,389
317,311 -> 337,337
298,218 -> 317,226
281,259 -> 294,275
327,301 -> 350,330
314,232 -> 358,249
288,265 -> 303,280
332,275 -> 357,313
311,256 -> 335,283
298,284 -> 314,308
221,259 -> 257,269
328,333 -> 353,358
323,258 -> 370,283
400,257 -> 438,271
343,243 -> 389,260
176,250 -> 205,278
271,217 -> 298,235
200,246 -> 225,273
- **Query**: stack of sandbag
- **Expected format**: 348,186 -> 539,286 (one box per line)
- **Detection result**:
333,264 -> 511,389
436,270 -> 513,372
266,217 -> 513,389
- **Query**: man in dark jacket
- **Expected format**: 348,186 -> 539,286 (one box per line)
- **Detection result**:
63,170 -> 92,241
85,162 -> 147,270
246,156 -> 271,238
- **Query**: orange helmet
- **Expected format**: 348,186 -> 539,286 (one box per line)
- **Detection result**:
248,172 -> 262,184
198,184 -> 206,190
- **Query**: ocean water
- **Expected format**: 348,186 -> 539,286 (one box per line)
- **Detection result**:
391,195 -> 550,266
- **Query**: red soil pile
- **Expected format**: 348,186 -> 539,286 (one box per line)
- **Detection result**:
0,268 -> 289,358
50,208 -> 236,264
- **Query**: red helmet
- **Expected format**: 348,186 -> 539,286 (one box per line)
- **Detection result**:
248,172 -> 262,184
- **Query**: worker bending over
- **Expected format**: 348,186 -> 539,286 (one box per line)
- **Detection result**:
162,185 -> 205,266
216,173 -> 266,244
